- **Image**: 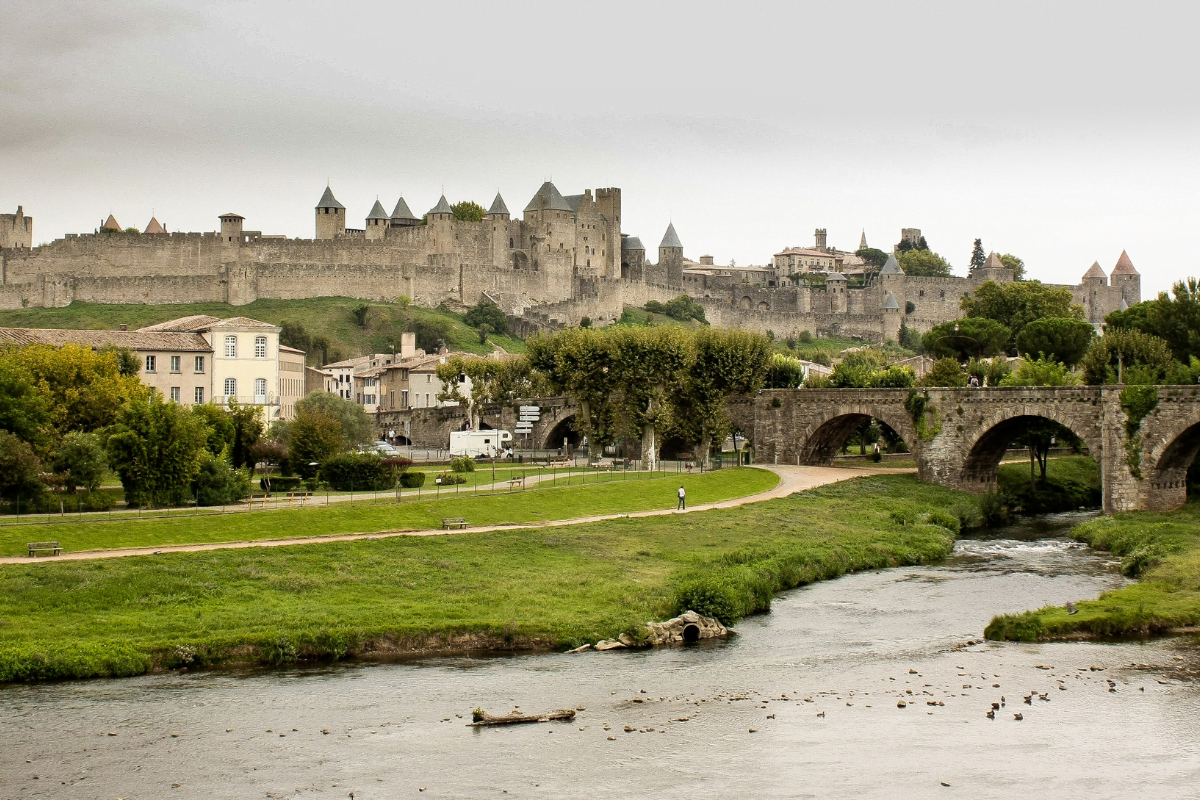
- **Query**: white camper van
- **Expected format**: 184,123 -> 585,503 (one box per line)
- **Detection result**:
449,430 -> 513,459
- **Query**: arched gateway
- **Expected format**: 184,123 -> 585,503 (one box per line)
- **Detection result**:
748,386 -> 1200,513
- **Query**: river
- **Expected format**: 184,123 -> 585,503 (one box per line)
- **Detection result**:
4,512 -> 1199,799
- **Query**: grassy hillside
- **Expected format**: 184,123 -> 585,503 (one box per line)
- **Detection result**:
0,298 -> 526,363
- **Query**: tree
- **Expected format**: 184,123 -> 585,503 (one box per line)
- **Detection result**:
1080,328 -> 1177,385
897,249 -> 954,278
191,402 -> 236,456
295,391 -> 372,446
51,431 -> 107,492
0,357 -> 48,444
463,301 -> 509,337
765,354 -> 806,388
450,201 -> 487,222
965,357 -> 1010,387
830,350 -> 914,388
106,395 -> 208,507
437,355 -> 538,431
998,253 -> 1026,281
855,248 -> 890,269
896,236 -> 929,253
675,328 -> 772,468
1104,278 -> 1200,364
970,239 -> 986,271
0,431 -> 46,504
192,453 -> 251,506
921,358 -> 968,387
288,411 -> 346,478
998,356 -> 1081,488
921,318 -> 1010,361
407,316 -> 454,353
527,328 -> 619,458
8,343 -> 148,447
352,304 -> 371,327
610,326 -> 691,470
1014,317 -> 1095,367
961,280 -> 1083,354
227,399 -> 263,469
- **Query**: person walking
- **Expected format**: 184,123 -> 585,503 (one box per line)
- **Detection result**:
677,485 -> 686,510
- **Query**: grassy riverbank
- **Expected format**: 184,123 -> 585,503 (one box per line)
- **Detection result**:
986,500 -> 1200,641
0,474 -> 964,682
0,469 -> 777,556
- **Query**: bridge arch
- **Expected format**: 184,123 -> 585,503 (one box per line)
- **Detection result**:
542,414 -> 581,451
1141,416 -> 1200,508
798,403 -> 917,464
958,407 -> 1102,490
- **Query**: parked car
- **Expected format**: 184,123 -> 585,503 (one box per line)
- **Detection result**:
357,441 -> 399,456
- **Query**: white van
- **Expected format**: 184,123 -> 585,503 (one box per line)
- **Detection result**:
449,430 -> 513,459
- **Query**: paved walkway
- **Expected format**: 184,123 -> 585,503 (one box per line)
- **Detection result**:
0,465 -> 912,565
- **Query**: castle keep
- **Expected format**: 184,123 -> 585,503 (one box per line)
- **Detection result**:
0,185 -> 1139,340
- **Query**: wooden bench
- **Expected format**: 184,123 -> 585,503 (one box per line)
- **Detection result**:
507,476 -> 525,490
247,495 -> 269,509
27,541 -> 62,557
441,517 -> 468,530
286,491 -> 312,506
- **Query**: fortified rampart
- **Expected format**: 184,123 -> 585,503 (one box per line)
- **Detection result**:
1,191 -> 1139,341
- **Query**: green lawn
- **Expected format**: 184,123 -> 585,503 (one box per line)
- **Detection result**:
0,469 -> 778,556
0,474 -> 963,682
0,297 -> 525,361
986,499 -> 1200,641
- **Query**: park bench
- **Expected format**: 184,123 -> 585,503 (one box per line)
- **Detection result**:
27,541 -> 62,557
286,491 -> 311,506
507,475 -> 525,490
442,517 -> 469,530
247,495 -> 269,509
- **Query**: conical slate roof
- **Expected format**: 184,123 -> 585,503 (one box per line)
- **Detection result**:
983,252 -> 1005,269
144,217 -> 165,234
1111,250 -> 1138,275
859,230 -> 868,250
622,236 -> 645,251
660,222 -> 682,249
367,199 -> 389,220
428,194 -> 453,215
390,196 -> 418,223
1120,297 -> 1130,311
1083,261 -> 1107,280
316,186 -> 344,210
882,291 -> 900,310
826,271 -> 847,280
487,193 -> 510,215
102,214 -> 121,230
524,181 -> 573,213
879,254 -> 904,275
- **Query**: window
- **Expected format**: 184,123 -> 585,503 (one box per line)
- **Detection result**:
195,386 -> 205,403
254,336 -> 267,359
224,335 -> 237,358
169,386 -> 180,403
195,355 -> 205,373
402,390 -> 409,408
224,378 -> 237,397
170,355 -> 181,373
144,355 -> 156,372
254,378 -> 267,399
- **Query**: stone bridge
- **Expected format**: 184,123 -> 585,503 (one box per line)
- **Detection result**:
746,386 -> 1200,513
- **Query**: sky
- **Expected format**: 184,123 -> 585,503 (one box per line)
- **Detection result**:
2,0 -> 1198,297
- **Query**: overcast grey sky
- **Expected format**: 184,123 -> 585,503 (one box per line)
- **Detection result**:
2,0 -> 1197,296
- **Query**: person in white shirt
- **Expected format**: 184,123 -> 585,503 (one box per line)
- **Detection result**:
677,485 -> 686,510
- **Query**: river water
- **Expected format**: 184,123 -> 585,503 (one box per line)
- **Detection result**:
4,512 -> 1199,799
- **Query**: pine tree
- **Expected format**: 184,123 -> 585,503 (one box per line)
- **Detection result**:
970,238 -> 986,271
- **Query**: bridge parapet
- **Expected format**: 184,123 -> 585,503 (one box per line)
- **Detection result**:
748,385 -> 1200,513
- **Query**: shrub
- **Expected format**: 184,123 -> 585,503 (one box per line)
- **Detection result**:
978,492 -> 1009,527
321,452 -> 397,491
51,431 -> 107,492
399,471 -> 427,488
260,475 -> 302,493
672,576 -> 742,625
0,431 -> 47,505
949,500 -> 983,530
84,491 -> 116,512
193,454 -> 252,506
924,509 -> 961,534
435,472 -> 467,485
450,455 -> 476,473
890,509 -> 919,527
